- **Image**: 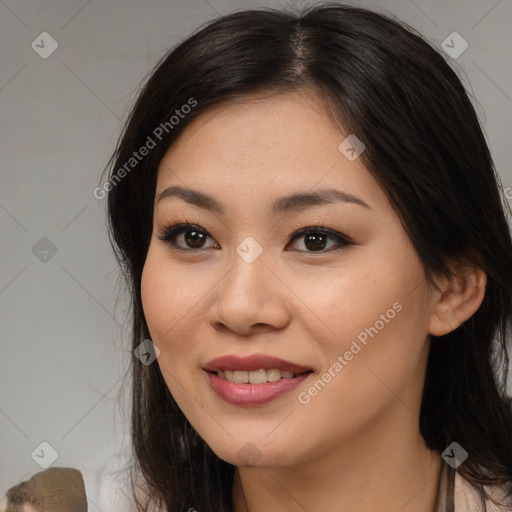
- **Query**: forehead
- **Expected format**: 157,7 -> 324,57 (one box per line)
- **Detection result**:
156,91 -> 386,212
163,90 -> 339,162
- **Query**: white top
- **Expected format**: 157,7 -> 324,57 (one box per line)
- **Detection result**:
453,470 -> 512,511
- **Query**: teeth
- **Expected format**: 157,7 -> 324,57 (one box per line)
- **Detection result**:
248,369 -> 266,384
234,370 -> 249,383
216,368 -> 297,383
267,369 -> 283,382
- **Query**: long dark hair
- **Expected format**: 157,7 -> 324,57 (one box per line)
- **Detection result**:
104,3 -> 512,511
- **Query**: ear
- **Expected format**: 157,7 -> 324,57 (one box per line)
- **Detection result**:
428,262 -> 487,336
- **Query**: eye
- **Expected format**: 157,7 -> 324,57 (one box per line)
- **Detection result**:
157,222 -> 353,253
157,223 -> 219,251
286,225 -> 353,253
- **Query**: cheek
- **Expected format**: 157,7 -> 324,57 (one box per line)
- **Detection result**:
141,246 -> 202,343
140,248 -> 196,385
293,291 -> 429,454
291,249 -> 427,358
140,244 -> 218,398
141,251 -> 171,339
296,247 -> 430,408
140,250 -> 192,399
334,300 -> 428,416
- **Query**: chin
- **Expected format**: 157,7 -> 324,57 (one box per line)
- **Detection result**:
204,432 -> 299,468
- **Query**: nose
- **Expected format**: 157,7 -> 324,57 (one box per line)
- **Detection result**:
206,246 -> 291,337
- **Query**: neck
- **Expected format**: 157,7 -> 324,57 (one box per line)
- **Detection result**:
232,412 -> 443,512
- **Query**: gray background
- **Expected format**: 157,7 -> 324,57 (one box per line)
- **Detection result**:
1,0 -> 511,509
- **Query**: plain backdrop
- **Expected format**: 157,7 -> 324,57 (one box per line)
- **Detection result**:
1,0 -> 511,509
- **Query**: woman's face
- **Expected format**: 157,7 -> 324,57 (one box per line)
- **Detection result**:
141,90 -> 436,468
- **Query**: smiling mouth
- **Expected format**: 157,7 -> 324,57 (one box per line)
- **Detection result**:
208,369 -> 313,384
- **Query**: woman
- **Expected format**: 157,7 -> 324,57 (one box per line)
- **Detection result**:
104,3 -> 512,511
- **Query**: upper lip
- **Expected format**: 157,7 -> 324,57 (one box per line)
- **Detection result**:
204,354 -> 313,374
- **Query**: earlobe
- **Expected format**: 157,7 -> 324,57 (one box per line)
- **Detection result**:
428,265 -> 487,336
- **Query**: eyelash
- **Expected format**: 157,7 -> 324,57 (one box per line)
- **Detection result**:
157,219 -> 354,254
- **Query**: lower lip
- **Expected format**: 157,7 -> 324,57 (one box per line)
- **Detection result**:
205,371 -> 312,406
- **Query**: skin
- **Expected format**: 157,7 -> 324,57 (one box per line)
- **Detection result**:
141,89 -> 486,512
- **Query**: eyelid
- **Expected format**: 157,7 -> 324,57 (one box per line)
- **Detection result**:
287,224 -> 353,246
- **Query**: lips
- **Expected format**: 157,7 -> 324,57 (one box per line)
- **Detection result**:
203,354 -> 314,406
206,370 -> 311,406
203,354 -> 313,374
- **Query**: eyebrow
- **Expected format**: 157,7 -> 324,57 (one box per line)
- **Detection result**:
156,185 -> 370,215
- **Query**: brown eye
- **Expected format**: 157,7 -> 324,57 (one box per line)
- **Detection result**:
287,227 -> 352,253
182,228 -> 208,248
303,232 -> 328,251
157,224 -> 219,251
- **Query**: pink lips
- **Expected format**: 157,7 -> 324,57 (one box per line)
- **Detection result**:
203,354 -> 313,406
204,354 -> 312,374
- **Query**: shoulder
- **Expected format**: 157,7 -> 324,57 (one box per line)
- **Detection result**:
454,470 -> 512,511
